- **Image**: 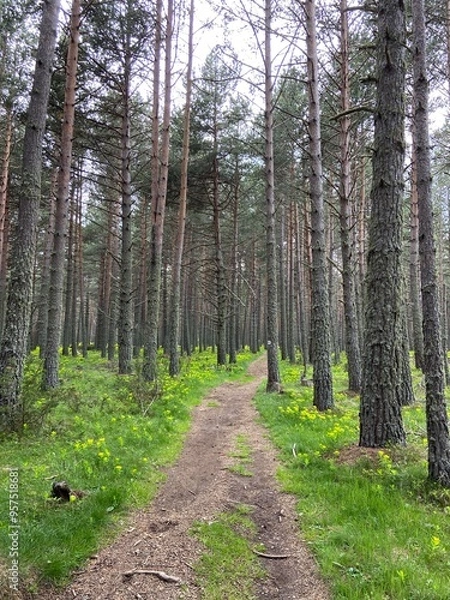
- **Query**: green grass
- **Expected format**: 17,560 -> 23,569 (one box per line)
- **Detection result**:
191,504 -> 265,599
254,360 -> 450,599
0,347 -> 258,593
228,433 -> 253,477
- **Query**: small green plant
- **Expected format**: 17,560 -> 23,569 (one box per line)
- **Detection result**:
191,505 -> 265,599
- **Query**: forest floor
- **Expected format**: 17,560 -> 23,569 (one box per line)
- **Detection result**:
27,356 -> 330,600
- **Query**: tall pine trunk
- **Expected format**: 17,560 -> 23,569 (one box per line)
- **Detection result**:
144,0 -> 173,381
0,105 -> 12,337
278,204 -> 288,361
409,146 -> 424,370
118,25 -> 133,374
0,0 -> 61,429
305,0 -> 333,410
287,202 -> 296,363
35,170 -> 57,354
264,0 -> 281,392
412,0 -> 450,485
338,0 -> 361,392
212,150 -> 227,367
168,0 -> 194,377
43,0 -> 81,389
359,0 -> 407,447
228,163 -> 240,365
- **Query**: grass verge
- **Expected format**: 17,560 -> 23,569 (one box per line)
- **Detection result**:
191,504 -> 265,599
0,348 -> 258,594
255,360 -> 450,600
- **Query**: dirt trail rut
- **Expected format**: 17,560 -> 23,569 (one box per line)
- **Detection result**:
31,357 -> 329,600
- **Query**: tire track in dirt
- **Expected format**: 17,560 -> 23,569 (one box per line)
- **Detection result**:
28,357 -> 329,600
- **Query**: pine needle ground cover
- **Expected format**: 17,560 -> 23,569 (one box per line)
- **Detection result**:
255,361 -> 450,600
0,348 -> 256,593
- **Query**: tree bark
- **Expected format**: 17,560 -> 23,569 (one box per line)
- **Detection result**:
305,0 -> 333,410
409,145 -> 425,370
168,0 -> 194,376
249,238 -> 260,354
287,202 -> 296,363
278,204 -> 288,361
133,197 -> 149,356
43,0 -> 81,389
212,149 -> 227,367
35,169 -> 57,354
338,0 -> 361,392
0,0 -> 61,430
359,0 -> 407,447
144,0 -> 173,381
63,200 -> 75,356
264,0 -> 281,393
0,104 -> 12,338
118,14 -> 134,375
412,0 -> 450,485
228,161 -> 240,365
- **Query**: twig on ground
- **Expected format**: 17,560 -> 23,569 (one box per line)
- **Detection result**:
122,569 -> 182,584
253,550 -> 291,559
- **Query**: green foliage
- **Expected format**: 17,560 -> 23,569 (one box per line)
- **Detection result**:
191,505 -> 265,599
0,348 -> 256,592
255,360 -> 450,600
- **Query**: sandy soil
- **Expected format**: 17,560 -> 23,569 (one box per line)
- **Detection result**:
26,356 -> 330,600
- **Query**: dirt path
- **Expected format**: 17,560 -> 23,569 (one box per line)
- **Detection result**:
31,357 -> 329,600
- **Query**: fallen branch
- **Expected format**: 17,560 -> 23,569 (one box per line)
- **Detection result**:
122,569 -> 182,584
253,550 -> 291,559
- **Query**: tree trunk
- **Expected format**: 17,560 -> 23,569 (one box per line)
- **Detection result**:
412,0 -> 450,485
0,0 -> 61,430
249,238 -> 260,354
43,0 -> 81,389
168,49 -> 192,374
338,0 -> 361,392
356,148 -> 367,353
264,0 -> 281,392
35,169 -> 57,354
278,204 -> 288,361
144,0 -> 173,381
228,161 -> 240,365
287,202 -> 296,363
75,176 -> 87,357
63,201 -> 75,356
118,29 -> 133,374
0,104 -> 12,337
447,0 -> 450,100
409,145 -> 425,370
212,151 -> 227,367
305,0 -> 333,410
71,199 -> 80,357
359,0 -> 407,447
133,197 -> 149,356
295,202 -> 310,368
